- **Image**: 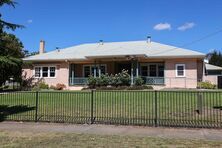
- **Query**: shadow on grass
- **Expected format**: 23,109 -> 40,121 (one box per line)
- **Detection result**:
213,106 -> 222,110
0,105 -> 35,122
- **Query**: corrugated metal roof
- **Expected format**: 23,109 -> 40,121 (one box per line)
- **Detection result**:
205,63 -> 222,70
23,40 -> 205,61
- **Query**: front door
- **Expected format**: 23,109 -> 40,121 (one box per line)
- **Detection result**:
116,63 -> 131,74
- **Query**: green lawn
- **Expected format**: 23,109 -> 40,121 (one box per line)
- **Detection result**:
0,90 -> 222,127
0,130 -> 222,148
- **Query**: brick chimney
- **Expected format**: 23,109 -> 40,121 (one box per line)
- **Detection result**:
39,40 -> 45,54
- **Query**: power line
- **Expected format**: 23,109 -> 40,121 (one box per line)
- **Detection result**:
180,28 -> 222,48
153,27 -> 222,55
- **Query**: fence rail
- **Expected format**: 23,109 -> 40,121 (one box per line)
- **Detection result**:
0,90 -> 221,128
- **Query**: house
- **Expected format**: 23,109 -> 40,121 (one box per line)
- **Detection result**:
203,63 -> 222,88
23,37 -> 206,90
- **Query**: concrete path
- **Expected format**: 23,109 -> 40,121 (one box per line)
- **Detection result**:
0,121 -> 222,141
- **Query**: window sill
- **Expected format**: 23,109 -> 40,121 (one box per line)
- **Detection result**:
34,77 -> 56,79
175,76 -> 186,78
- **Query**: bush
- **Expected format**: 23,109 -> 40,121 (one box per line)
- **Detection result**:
134,76 -> 144,86
97,74 -> 110,86
197,81 -> 216,89
38,81 -> 49,89
50,84 -> 66,90
118,70 -> 131,86
55,83 -> 66,90
105,70 -> 131,87
88,70 -> 130,88
88,75 -> 97,88
127,85 -> 153,90
49,85 -> 56,90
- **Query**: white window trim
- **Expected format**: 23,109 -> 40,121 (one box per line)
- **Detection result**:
33,66 -> 56,78
140,63 -> 164,77
83,64 -> 107,77
34,67 -> 41,78
175,64 -> 186,77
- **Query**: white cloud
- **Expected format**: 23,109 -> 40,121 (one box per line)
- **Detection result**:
153,23 -> 171,31
27,19 -> 33,24
177,22 -> 195,31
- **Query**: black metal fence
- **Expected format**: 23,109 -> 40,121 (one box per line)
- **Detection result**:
0,90 -> 221,128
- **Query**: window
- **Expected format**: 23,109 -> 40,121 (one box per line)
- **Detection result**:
141,66 -> 148,76
50,67 -> 56,77
84,66 -> 91,77
100,65 -> 106,75
140,63 -> 164,77
34,67 -> 41,77
149,65 -> 157,77
83,65 -> 107,77
176,64 -> 185,77
42,67 -> 48,77
158,65 -> 164,77
34,66 -> 56,78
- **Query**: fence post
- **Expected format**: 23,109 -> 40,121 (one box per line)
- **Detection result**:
154,90 -> 158,127
197,91 -> 203,114
91,90 -> 94,124
35,91 -> 39,122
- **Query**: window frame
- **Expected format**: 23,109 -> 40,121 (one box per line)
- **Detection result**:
34,67 -> 41,78
33,66 -> 56,78
175,64 -> 186,77
83,64 -> 107,77
140,63 -> 164,77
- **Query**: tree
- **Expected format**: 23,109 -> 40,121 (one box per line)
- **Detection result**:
0,0 -> 23,33
0,0 -> 25,87
208,50 -> 222,67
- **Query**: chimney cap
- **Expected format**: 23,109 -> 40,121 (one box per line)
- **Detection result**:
99,40 -> 104,45
147,36 -> 151,43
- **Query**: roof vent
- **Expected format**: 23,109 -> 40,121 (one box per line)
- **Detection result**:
99,40 -> 103,45
56,47 -> 60,52
147,36 -> 151,43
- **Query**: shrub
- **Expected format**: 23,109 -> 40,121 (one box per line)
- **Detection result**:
97,74 -> 110,86
134,76 -> 144,86
142,85 -> 153,89
127,85 -> 153,90
38,81 -> 49,89
55,83 -> 66,90
49,85 -> 56,90
197,81 -> 216,89
118,70 -> 131,86
109,74 -> 119,87
88,75 -> 97,88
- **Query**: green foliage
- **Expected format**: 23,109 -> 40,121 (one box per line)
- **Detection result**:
38,82 -> 49,89
97,74 -> 110,86
87,70 -> 131,88
32,81 -> 49,91
197,81 -> 216,89
0,1 -> 25,87
0,0 -> 24,32
0,33 -> 24,86
117,70 -> 131,86
134,76 -> 144,86
88,75 -> 97,88
208,50 -> 222,67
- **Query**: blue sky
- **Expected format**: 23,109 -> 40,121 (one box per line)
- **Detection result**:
1,0 -> 222,53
